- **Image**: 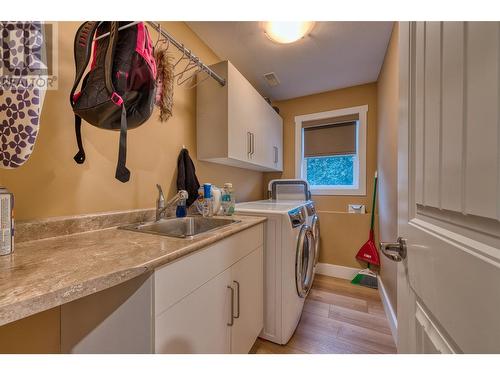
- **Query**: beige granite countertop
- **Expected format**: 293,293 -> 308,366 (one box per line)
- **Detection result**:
0,215 -> 266,326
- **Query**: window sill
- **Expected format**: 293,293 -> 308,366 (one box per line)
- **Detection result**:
310,186 -> 366,196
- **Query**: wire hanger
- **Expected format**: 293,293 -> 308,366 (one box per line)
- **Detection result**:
154,23 -> 170,51
185,69 -> 210,89
154,22 -> 162,48
160,35 -> 170,51
177,62 -> 210,88
173,47 -> 188,69
175,57 -> 199,83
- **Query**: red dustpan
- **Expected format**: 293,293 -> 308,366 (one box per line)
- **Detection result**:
356,229 -> 380,266
355,172 -> 380,267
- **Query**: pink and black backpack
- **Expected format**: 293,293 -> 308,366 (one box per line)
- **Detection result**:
70,21 -> 157,182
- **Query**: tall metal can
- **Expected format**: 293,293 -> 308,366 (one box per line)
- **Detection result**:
0,186 -> 14,255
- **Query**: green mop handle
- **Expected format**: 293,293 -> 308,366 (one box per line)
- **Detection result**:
367,171 -> 378,271
370,171 -> 378,232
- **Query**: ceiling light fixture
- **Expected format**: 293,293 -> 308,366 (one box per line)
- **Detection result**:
263,21 -> 315,44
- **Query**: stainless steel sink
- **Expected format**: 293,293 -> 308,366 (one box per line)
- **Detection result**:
119,216 -> 241,238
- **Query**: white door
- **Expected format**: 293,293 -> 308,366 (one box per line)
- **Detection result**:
251,100 -> 272,168
155,267 -> 232,354
230,246 -> 264,353
394,21 -> 500,353
227,61 -> 261,165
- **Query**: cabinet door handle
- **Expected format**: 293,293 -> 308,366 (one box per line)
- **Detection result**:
227,285 -> 234,326
247,132 -> 252,158
273,146 -> 278,164
233,280 -> 240,319
251,132 -> 255,156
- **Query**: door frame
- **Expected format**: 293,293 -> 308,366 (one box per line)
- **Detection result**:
397,21 -> 418,353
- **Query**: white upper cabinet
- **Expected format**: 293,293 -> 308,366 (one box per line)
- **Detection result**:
197,61 -> 283,172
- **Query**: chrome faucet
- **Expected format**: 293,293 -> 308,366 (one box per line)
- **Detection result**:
156,184 -> 188,221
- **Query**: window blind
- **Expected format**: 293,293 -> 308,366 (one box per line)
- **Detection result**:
303,121 -> 357,157
302,113 -> 359,128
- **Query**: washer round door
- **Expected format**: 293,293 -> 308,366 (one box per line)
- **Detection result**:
295,225 -> 315,298
311,214 -> 320,267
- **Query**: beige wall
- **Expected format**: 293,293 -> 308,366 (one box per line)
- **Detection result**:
0,22 -> 265,221
266,83 -> 378,268
377,23 -> 399,311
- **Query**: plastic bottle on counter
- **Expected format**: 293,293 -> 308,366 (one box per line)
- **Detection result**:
202,183 -> 214,217
221,183 -> 235,216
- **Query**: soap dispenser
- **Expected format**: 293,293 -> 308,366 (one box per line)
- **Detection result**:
176,197 -> 187,218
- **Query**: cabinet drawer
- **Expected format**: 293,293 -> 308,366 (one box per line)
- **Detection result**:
154,224 -> 264,317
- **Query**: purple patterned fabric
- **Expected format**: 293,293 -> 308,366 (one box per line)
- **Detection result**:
0,21 -> 45,168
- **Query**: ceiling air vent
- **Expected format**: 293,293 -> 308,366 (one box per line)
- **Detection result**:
263,72 -> 280,87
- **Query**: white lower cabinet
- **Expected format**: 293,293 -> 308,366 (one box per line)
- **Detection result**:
154,224 -> 264,354
155,267 -> 233,353
230,247 -> 264,353
154,246 -> 263,354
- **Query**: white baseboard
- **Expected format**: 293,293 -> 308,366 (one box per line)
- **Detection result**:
315,263 -> 362,280
377,275 -> 398,345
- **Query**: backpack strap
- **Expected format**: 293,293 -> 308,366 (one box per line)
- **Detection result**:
104,22 -> 119,94
73,115 -> 86,164
70,21 -> 99,165
105,22 -> 130,183
115,104 -> 130,183
70,21 -> 99,108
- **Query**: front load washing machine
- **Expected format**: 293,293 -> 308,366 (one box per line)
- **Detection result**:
235,201 -> 315,344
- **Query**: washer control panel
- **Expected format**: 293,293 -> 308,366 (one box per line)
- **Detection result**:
305,202 -> 316,216
288,207 -> 306,228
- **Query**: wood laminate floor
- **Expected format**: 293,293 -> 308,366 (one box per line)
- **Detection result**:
250,274 -> 397,354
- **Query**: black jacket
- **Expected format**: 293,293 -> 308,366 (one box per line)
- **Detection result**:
176,148 -> 200,207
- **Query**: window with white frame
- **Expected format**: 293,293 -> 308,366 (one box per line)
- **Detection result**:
295,105 -> 367,196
